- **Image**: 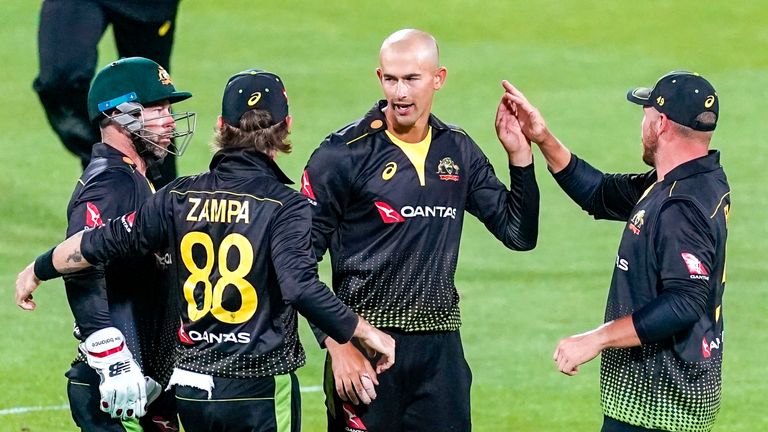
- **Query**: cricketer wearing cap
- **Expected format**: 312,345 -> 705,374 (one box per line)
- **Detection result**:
502,71 -> 729,432
45,57 -> 194,431
302,29 -> 539,431
17,69 -> 396,432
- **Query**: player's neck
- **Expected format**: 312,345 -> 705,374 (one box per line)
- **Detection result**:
385,116 -> 431,143
101,128 -> 148,176
654,139 -> 708,181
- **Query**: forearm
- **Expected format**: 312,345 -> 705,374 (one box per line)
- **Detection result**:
592,315 -> 642,349
536,132 -> 572,173
33,231 -> 92,281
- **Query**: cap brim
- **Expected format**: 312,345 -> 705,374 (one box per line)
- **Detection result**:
626,87 -> 652,105
167,91 -> 192,104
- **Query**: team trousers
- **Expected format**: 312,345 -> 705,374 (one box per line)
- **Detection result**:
175,372 -> 301,432
325,329 -> 472,432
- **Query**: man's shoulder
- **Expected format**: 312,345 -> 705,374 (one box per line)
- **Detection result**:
327,103 -> 389,147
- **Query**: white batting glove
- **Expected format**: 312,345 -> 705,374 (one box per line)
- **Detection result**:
80,327 -> 147,419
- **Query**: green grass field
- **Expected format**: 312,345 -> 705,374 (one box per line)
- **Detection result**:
1,1 -> 766,430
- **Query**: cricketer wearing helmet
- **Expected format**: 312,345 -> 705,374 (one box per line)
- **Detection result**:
58,57 -> 194,431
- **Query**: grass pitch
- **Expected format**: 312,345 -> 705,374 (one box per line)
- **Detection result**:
1,1 -> 766,430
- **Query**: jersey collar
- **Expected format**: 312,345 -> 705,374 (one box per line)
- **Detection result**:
662,150 -> 722,185
210,148 -> 294,185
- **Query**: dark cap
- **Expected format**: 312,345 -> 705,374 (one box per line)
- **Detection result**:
87,57 -> 192,122
221,69 -> 288,127
627,71 -> 718,131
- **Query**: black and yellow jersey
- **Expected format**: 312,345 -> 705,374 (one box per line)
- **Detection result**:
554,151 -> 730,432
80,148 -> 359,379
64,143 -> 177,386
303,101 -> 539,334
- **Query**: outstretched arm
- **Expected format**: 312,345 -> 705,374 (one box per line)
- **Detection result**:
16,231 -> 91,310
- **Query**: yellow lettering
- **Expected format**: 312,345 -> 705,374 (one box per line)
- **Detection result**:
211,199 -> 226,223
199,200 -> 210,222
186,197 -> 201,221
235,201 -> 250,224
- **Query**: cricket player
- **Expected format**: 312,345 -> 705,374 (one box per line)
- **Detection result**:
17,69 -> 395,432
33,0 -> 183,187
301,29 -> 539,431
38,56 -> 195,431
503,72 -> 729,431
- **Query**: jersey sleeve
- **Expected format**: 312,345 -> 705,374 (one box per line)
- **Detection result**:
80,187 -> 170,265
632,199 -> 716,343
302,137 -> 354,260
464,137 -> 540,251
269,195 -> 359,344
64,170 -> 142,338
552,153 -> 657,222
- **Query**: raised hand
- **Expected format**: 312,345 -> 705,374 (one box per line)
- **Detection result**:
501,80 -> 552,145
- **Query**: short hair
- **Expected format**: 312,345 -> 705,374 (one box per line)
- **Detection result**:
670,111 -> 717,139
213,109 -> 291,155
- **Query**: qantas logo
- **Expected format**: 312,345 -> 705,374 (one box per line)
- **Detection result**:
681,252 -> 709,280
374,201 -> 405,223
151,417 -> 179,432
85,202 -> 103,228
374,201 -> 457,223
301,169 -> 317,204
342,403 -> 367,431
178,323 -> 194,345
701,336 -> 721,358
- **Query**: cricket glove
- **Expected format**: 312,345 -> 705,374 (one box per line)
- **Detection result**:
80,327 -> 147,419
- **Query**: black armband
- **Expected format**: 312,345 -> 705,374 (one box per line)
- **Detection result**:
34,247 -> 63,281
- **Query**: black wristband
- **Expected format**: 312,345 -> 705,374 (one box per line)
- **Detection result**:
33,247 -> 63,281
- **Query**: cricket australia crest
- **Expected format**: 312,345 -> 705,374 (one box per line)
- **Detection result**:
437,157 -> 460,181
628,209 -> 645,235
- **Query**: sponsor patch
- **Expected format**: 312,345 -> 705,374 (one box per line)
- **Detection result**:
681,252 -> 709,280
301,169 -> 317,204
120,212 -> 136,232
85,202 -> 103,228
342,403 -> 367,431
374,201 -> 405,224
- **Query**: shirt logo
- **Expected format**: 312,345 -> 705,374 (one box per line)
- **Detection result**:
178,322 -> 194,345
628,210 -> 645,235
437,157 -> 460,182
120,212 -> 136,232
342,403 -> 367,431
374,201 -> 405,224
85,202 -> 103,229
681,252 -> 710,280
382,162 -> 397,180
301,170 -> 317,204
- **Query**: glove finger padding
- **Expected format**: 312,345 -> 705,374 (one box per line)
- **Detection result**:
80,327 -> 148,419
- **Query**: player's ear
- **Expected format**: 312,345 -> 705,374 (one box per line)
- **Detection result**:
285,115 -> 292,131
376,68 -> 383,83
434,66 -> 447,91
216,115 -> 224,131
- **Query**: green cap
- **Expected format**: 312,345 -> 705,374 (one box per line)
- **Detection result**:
87,57 -> 192,122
